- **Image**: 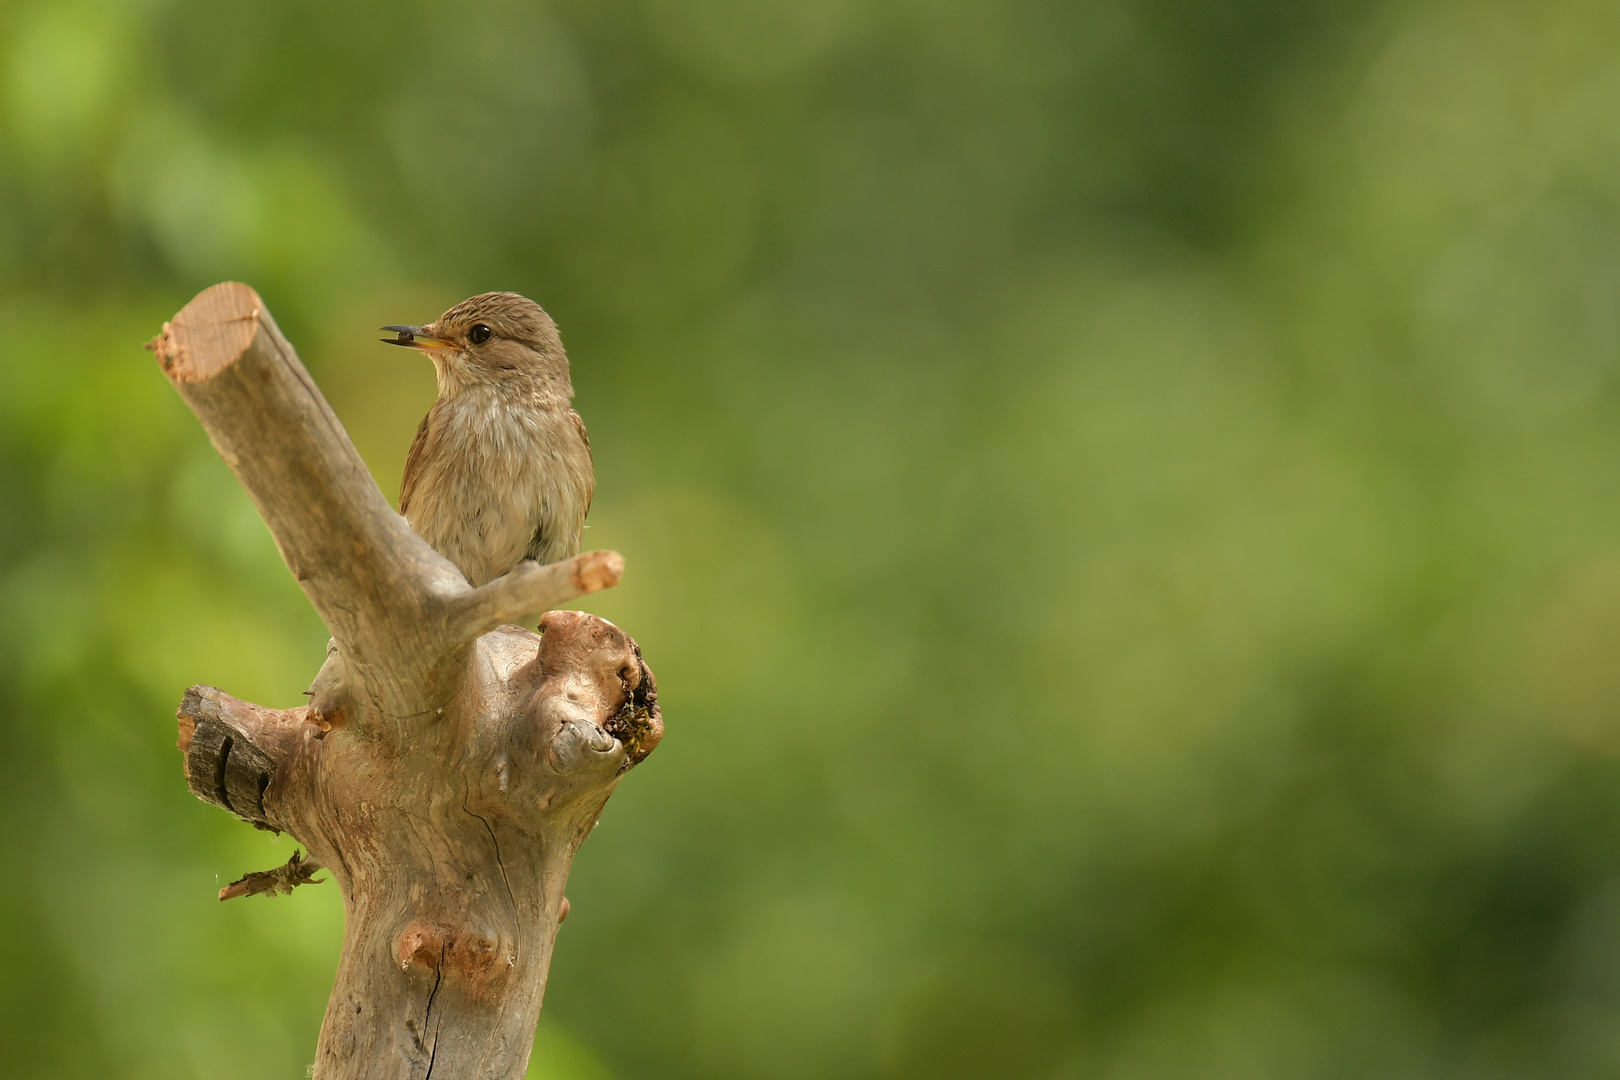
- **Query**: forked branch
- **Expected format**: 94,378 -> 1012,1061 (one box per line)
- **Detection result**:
151,283 -> 661,1080
148,281 -> 622,719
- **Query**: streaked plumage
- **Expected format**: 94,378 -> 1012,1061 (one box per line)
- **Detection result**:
384,292 -> 594,587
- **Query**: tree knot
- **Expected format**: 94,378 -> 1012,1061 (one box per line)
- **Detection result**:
396,921 -> 445,972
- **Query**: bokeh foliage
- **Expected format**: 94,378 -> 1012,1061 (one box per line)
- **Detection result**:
6,0 -> 1620,1076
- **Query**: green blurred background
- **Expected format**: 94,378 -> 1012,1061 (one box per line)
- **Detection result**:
6,0 -> 1620,1076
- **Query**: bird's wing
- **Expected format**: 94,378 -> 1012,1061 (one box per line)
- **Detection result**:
573,408 -> 595,520
530,409 -> 595,564
399,410 -> 433,516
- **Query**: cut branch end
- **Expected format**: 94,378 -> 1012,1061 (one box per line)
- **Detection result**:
573,549 -> 624,593
446,550 -> 626,644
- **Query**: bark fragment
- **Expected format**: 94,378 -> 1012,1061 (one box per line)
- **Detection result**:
219,850 -> 325,901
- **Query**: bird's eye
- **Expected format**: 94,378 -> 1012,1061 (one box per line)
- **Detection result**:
469,324 -> 493,345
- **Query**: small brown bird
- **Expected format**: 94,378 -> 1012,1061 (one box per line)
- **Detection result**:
382,292 -> 594,587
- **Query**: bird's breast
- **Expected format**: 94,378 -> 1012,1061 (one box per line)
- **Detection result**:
404,393 -> 592,586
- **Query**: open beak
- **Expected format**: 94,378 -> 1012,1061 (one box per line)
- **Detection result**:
380,325 -> 454,350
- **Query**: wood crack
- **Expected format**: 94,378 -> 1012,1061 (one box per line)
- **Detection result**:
213,733 -> 234,812
423,945 -> 445,1079
464,788 -> 514,907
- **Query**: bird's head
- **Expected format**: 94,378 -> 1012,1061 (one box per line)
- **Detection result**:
382,292 -> 570,397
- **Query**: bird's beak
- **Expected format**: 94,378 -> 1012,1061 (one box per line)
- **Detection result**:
380,325 -> 454,350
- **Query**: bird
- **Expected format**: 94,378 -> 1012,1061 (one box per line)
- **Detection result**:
380,292 -> 594,588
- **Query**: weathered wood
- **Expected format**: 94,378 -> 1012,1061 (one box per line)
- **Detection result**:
150,284 -> 663,1080
178,685 -> 303,831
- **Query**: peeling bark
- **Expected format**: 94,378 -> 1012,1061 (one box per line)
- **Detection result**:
151,283 -> 662,1080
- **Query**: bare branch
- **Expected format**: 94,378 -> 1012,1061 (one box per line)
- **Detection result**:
443,550 -> 625,645
177,685 -> 309,832
149,283 -> 456,712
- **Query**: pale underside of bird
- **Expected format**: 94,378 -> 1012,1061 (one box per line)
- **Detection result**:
382,292 -> 594,588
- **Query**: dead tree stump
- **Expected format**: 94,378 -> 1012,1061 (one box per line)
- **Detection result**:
149,283 -> 662,1080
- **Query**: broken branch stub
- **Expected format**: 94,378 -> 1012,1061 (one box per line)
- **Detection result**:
152,283 -> 662,1080
218,849 -> 325,901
